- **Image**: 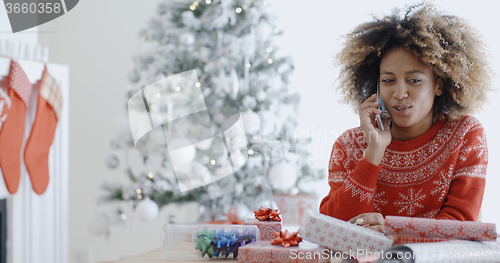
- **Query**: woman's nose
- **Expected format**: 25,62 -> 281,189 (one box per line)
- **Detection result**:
393,82 -> 408,100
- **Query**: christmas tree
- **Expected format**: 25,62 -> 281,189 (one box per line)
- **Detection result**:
99,0 -> 325,223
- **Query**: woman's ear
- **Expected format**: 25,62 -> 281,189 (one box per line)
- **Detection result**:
435,77 -> 444,96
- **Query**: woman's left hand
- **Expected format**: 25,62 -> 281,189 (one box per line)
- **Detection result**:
348,212 -> 385,233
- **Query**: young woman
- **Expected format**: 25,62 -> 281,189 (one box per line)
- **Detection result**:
319,2 -> 493,235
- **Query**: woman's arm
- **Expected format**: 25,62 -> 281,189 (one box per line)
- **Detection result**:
320,94 -> 390,221
319,138 -> 383,221
435,118 -> 488,221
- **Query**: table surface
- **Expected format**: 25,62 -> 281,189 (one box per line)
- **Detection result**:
116,242 -> 343,263
117,243 -> 238,263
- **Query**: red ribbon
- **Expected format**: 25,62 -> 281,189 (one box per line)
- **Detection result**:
270,230 -> 302,247
254,206 -> 282,222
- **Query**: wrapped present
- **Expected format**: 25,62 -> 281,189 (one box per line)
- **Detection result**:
245,218 -> 282,241
298,210 -> 393,253
245,207 -> 282,241
238,241 -> 328,263
384,216 -> 497,241
274,194 -> 319,225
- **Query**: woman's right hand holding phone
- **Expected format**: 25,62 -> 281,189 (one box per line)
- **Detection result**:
359,94 -> 391,165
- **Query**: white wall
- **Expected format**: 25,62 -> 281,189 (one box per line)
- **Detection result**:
34,0 -> 500,262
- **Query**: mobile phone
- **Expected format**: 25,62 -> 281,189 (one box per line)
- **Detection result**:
375,77 -> 390,130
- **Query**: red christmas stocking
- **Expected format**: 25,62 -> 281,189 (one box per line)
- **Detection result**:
0,60 -> 32,194
24,66 -> 62,195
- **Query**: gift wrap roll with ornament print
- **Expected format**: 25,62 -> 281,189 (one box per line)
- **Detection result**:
298,210 -> 393,253
127,70 -> 249,191
384,216 -> 497,241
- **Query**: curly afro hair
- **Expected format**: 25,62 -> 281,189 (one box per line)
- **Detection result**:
335,1 -> 493,120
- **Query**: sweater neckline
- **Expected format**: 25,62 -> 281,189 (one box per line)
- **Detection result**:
387,116 -> 448,151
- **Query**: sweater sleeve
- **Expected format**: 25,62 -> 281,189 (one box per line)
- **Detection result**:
435,119 -> 488,221
319,136 -> 382,221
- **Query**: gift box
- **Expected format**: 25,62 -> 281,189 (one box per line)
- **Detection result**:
238,241 -> 328,263
298,210 -> 393,253
384,216 -> 497,241
245,218 -> 282,241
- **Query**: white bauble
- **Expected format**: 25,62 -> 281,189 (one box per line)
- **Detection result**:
255,20 -> 272,40
105,154 -> 119,169
180,32 -> 195,46
241,110 -> 261,133
255,90 -> 266,101
135,197 -> 159,222
114,116 -> 133,142
168,138 -> 196,166
268,162 -> 297,192
87,211 -> 111,236
128,68 -> 140,83
140,42 -> 156,58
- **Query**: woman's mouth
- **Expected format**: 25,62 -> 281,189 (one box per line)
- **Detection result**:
392,104 -> 412,115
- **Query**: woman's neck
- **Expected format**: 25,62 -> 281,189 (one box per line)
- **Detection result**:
390,114 -> 434,141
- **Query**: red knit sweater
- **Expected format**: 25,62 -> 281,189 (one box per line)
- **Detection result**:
320,115 -> 487,222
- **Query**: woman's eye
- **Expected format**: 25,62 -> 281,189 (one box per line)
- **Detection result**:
408,79 -> 421,83
381,79 -> 393,83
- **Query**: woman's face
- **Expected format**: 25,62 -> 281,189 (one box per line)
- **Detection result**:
379,48 -> 442,135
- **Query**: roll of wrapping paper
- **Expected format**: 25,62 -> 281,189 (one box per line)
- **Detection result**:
384,216 -> 497,241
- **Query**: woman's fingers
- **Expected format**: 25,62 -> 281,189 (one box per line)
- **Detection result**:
349,212 -> 385,226
360,102 -> 380,110
366,93 -> 377,102
363,108 -> 382,115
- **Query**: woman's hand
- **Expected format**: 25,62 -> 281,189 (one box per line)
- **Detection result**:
348,212 -> 385,233
359,94 -> 391,165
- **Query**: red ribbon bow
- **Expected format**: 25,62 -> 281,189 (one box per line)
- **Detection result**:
254,206 -> 282,222
270,230 -> 302,247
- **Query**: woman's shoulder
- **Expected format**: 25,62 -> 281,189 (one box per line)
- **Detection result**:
445,115 -> 483,130
443,114 -> 485,139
